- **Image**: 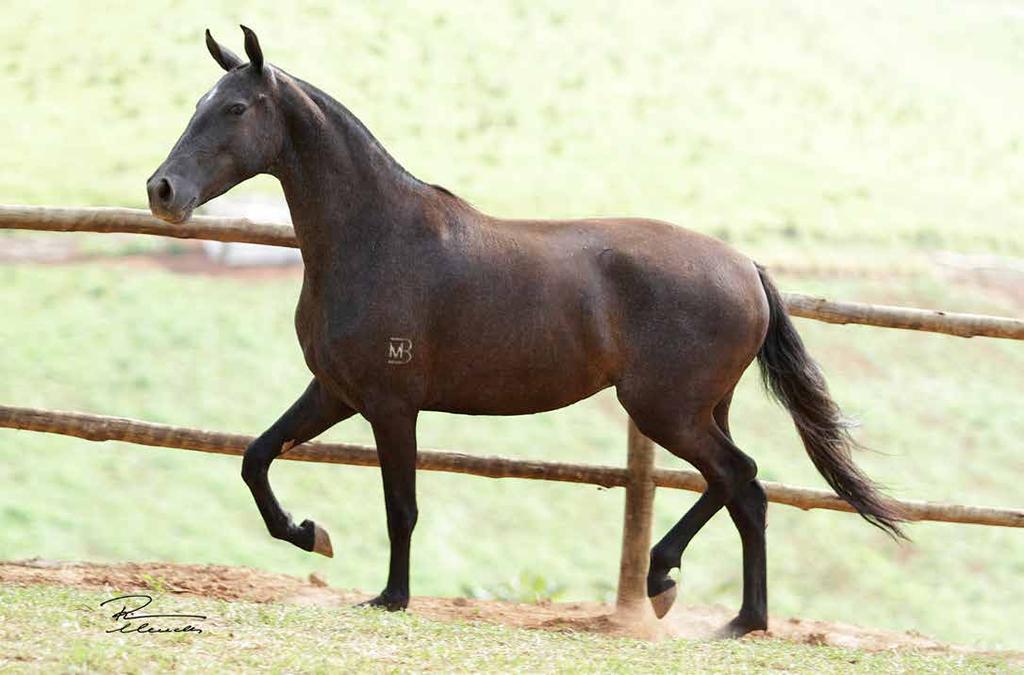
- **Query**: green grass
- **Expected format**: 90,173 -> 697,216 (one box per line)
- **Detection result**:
0,585 -> 1012,673
1,264 -> 1022,650
3,1 -> 1024,253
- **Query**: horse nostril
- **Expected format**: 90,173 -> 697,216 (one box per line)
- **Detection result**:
157,178 -> 173,204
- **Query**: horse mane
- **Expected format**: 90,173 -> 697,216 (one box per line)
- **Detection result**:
282,69 -> 465,205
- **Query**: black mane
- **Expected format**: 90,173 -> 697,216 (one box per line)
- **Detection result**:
285,70 -> 459,202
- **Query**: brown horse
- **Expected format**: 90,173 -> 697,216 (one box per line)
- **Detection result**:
147,27 -> 903,637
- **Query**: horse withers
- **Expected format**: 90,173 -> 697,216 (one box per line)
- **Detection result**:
146,27 -> 904,637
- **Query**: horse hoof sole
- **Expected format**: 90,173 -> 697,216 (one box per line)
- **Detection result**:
312,523 -> 333,558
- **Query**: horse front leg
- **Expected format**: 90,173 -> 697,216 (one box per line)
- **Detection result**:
241,378 -> 353,556
360,404 -> 418,611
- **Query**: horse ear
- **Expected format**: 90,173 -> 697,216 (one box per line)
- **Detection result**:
240,25 -> 264,73
206,29 -> 242,71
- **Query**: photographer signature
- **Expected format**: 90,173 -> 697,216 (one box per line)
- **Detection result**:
99,594 -> 206,634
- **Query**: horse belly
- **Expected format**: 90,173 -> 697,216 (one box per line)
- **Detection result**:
425,307 -> 617,415
427,348 -> 612,415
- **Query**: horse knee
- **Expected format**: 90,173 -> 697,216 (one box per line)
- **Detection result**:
240,450 -> 262,486
241,436 -> 287,485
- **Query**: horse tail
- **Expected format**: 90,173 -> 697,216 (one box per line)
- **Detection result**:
754,264 -> 906,539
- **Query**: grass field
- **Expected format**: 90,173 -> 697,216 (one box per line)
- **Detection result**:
2,0 -> 1023,657
0,585 -> 1013,673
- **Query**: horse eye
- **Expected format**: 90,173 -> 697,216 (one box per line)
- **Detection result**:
227,103 -> 247,116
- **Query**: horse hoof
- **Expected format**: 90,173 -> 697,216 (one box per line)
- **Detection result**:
714,615 -> 767,639
357,594 -> 408,612
312,522 -> 333,558
649,583 -> 677,619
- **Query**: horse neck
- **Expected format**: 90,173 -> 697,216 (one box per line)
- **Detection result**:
271,75 -> 424,271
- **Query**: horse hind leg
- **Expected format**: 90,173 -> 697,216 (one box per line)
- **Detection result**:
715,391 -> 769,636
719,480 -> 768,636
649,427 -> 758,621
619,389 -> 757,624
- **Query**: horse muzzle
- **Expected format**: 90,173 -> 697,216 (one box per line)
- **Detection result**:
146,173 -> 199,224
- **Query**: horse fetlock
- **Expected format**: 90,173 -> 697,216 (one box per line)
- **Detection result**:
647,554 -> 675,584
648,547 -> 679,579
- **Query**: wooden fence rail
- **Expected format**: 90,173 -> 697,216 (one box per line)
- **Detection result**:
3,204 -> 1023,341
0,204 -> 297,248
3,405 -> 1021,529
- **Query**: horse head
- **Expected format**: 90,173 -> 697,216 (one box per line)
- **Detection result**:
147,26 -> 284,223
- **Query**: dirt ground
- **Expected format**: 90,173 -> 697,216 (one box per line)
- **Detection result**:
2,559 -> 1018,662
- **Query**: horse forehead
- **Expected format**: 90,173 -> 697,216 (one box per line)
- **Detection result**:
201,84 -> 221,104
196,80 -> 228,111
197,72 -> 246,107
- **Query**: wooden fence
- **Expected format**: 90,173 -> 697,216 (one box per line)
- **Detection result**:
2,204 -> 1022,618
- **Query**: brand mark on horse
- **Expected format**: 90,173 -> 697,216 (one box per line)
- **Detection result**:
387,338 -> 413,364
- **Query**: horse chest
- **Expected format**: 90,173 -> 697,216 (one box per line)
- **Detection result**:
294,280 -> 427,409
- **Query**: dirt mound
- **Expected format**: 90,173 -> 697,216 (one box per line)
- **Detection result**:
2,558 -> 1017,661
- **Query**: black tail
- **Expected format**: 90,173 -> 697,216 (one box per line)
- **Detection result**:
755,264 -> 906,539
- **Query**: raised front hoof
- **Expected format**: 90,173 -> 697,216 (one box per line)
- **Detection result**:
300,519 -> 334,558
648,581 -> 678,620
357,592 -> 409,612
714,614 -> 768,639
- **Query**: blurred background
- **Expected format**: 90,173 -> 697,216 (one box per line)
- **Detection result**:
1,0 -> 1022,650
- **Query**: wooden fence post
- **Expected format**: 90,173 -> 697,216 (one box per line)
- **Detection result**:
614,417 -> 657,618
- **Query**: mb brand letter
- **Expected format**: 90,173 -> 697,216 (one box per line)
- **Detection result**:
387,337 -> 413,364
